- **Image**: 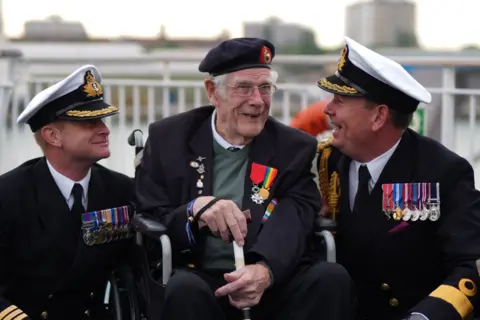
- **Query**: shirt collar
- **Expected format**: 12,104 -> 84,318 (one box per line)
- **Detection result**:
211,109 -> 245,150
353,138 -> 401,184
46,159 -> 91,204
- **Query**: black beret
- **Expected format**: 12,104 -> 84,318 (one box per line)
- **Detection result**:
198,37 -> 275,77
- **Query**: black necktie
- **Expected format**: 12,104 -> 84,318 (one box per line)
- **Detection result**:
71,183 -> 84,215
68,183 -> 84,251
227,147 -> 240,152
353,165 -> 371,213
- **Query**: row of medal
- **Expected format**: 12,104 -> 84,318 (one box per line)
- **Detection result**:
382,182 -> 440,221
81,205 -> 133,246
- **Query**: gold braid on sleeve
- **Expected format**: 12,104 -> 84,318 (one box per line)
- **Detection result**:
328,172 -> 340,221
317,137 -> 340,221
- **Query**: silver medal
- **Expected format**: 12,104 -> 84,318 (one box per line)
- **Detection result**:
410,208 -> 420,221
429,205 -> 440,221
251,193 -> 264,204
402,208 -> 412,221
419,208 -> 429,221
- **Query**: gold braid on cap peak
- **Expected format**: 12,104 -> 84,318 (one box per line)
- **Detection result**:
317,137 -> 340,221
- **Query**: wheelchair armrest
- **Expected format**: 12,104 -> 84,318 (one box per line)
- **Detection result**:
131,213 -> 172,285
314,229 -> 336,263
132,213 -> 167,239
314,216 -> 337,263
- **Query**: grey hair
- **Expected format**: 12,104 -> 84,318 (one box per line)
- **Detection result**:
209,69 -> 279,99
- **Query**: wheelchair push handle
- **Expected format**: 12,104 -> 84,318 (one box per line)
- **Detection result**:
128,129 -> 144,153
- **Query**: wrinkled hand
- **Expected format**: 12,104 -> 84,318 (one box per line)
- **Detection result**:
215,264 -> 271,309
193,197 -> 250,246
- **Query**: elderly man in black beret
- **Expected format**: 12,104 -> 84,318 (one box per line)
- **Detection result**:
135,37 -> 356,320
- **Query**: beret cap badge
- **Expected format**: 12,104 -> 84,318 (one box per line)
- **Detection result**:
260,45 -> 272,65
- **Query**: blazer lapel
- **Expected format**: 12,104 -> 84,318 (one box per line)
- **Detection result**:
188,116 -> 214,199
241,124 -> 276,249
34,158 -> 77,264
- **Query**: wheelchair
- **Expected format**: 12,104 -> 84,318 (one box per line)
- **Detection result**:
106,129 -> 338,320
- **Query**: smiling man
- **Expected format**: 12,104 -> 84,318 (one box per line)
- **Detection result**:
135,37 -> 356,320
316,37 -> 480,320
0,65 -> 134,320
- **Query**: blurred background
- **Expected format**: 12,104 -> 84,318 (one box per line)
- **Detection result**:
0,0 -> 479,183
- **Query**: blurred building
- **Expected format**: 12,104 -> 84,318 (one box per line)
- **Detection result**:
22,15 -> 88,41
345,0 -> 417,48
243,17 -> 311,48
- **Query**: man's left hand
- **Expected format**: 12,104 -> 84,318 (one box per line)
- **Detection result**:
215,264 -> 271,309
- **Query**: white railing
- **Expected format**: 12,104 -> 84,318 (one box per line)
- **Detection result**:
16,54 -> 471,153
1,72 -> 480,183
23,52 -> 480,66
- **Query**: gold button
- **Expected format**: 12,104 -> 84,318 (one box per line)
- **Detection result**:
84,309 -> 91,317
41,311 -> 48,319
90,292 -> 95,298
381,283 -> 390,291
389,298 -> 399,307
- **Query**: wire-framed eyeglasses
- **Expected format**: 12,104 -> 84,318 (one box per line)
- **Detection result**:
227,84 -> 277,97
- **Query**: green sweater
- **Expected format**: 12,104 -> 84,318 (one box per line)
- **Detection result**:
200,139 -> 250,272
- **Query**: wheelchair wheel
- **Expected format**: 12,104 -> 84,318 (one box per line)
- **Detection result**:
110,264 -> 141,320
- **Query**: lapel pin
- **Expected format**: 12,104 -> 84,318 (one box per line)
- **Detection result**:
190,161 -> 199,168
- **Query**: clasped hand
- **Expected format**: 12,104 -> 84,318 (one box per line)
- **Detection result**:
193,197 -> 250,246
215,264 -> 271,309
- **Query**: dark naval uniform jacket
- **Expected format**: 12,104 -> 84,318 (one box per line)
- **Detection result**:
135,105 -> 321,286
0,157 -> 134,320
317,128 -> 480,320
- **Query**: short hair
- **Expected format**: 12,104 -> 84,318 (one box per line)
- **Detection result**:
364,99 -> 413,130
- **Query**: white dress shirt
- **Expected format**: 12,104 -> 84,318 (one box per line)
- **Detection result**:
46,159 -> 91,210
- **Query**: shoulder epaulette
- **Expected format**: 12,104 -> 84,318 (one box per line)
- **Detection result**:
316,136 -> 333,153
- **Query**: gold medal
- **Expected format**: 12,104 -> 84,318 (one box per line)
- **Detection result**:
112,230 -> 118,241
258,188 -> 270,200
95,230 -> 106,244
106,230 -> 113,243
393,207 -> 403,220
